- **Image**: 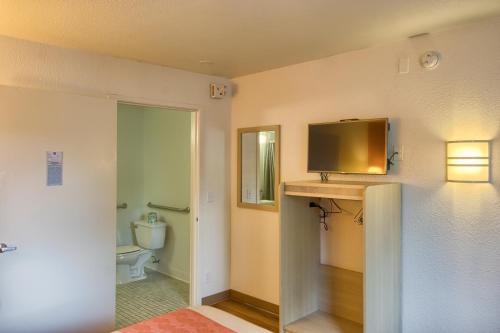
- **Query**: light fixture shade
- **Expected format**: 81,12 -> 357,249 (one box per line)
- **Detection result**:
446,140 -> 490,183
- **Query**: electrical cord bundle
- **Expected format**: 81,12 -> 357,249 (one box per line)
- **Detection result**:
309,199 -> 363,230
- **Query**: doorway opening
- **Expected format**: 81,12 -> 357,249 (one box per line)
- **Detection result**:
115,102 -> 197,329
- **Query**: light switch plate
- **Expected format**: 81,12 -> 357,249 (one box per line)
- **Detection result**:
398,57 -> 410,74
206,191 -> 215,203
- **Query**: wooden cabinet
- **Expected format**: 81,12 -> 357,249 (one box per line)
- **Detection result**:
280,180 -> 401,333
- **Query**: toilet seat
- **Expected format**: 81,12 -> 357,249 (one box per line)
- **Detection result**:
117,245 -> 142,255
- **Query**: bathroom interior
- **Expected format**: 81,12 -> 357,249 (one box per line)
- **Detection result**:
115,102 -> 192,329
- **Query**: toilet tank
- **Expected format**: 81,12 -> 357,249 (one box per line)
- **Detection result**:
134,221 -> 167,249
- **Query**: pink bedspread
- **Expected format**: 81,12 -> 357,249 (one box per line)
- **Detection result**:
119,309 -> 236,333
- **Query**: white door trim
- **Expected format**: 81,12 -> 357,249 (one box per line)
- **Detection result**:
189,110 -> 201,306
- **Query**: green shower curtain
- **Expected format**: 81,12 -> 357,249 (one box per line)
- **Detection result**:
261,142 -> 275,201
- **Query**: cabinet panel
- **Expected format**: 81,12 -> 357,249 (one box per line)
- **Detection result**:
364,184 -> 401,333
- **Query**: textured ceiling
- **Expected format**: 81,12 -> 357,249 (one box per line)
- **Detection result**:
0,1 -> 499,78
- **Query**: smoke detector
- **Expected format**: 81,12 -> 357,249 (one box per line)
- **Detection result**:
420,51 -> 441,70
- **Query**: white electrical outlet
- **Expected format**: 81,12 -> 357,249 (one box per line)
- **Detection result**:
392,144 -> 404,161
207,191 -> 215,203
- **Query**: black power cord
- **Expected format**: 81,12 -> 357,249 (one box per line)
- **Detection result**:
309,202 -> 329,230
387,151 -> 399,170
309,201 -> 343,230
310,199 -> 363,230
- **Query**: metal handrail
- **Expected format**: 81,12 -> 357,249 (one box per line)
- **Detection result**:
116,203 -> 128,209
147,202 -> 190,213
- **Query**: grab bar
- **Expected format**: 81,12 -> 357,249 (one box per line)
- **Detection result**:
117,203 -> 128,209
147,202 -> 190,213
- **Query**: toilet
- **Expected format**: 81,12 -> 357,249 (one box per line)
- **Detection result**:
116,220 -> 167,284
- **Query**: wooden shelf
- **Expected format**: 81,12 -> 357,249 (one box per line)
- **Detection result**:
284,180 -> 393,201
285,311 -> 363,333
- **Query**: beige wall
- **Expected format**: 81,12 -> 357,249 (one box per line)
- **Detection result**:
319,199 -> 364,272
0,35 -> 231,303
230,16 -> 500,332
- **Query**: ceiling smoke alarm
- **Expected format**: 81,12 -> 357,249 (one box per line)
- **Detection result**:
420,51 -> 441,70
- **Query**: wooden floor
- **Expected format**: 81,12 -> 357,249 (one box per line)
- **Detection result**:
213,299 -> 279,332
285,311 -> 363,333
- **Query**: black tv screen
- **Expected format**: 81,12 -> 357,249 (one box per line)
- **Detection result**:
308,118 -> 388,174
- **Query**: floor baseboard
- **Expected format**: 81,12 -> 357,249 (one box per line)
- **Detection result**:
201,290 -> 231,305
145,265 -> 190,284
202,289 -> 279,332
229,289 -> 279,316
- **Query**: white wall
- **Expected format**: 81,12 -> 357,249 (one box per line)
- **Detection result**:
0,35 -> 231,302
231,16 -> 500,332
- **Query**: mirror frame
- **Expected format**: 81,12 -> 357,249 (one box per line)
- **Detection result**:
237,125 -> 281,212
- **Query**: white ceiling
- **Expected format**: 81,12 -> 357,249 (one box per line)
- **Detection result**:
0,1 -> 499,78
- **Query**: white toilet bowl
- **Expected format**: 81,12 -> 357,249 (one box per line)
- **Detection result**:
116,245 -> 152,284
116,220 -> 167,285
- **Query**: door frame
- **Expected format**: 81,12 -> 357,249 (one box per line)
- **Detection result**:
115,97 -> 201,306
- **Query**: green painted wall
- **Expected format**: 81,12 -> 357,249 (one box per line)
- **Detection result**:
117,105 -> 144,246
117,103 -> 191,282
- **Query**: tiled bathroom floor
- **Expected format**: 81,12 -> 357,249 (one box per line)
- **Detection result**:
115,269 -> 189,329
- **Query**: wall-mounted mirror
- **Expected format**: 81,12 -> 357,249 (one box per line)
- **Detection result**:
238,125 -> 280,211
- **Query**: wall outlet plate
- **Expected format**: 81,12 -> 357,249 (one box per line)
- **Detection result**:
392,144 -> 404,161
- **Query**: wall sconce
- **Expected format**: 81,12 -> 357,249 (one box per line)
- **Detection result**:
446,140 -> 490,183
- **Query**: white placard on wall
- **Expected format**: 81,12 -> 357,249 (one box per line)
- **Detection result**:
47,151 -> 63,186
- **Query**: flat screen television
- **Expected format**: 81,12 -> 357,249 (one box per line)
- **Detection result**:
308,118 -> 388,175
